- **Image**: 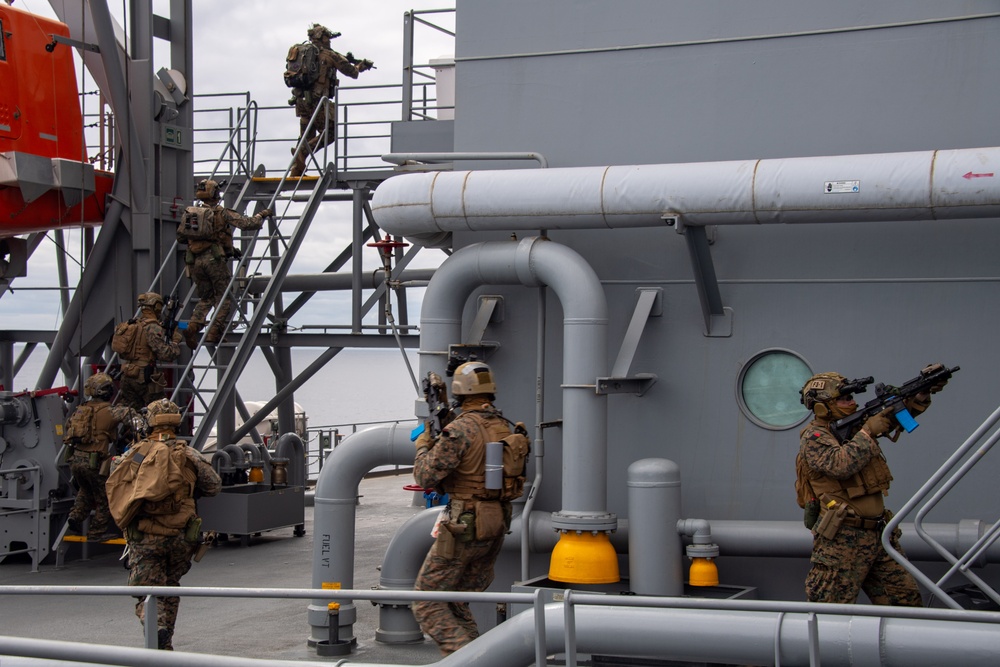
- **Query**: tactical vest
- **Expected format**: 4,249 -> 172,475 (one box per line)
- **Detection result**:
442,411 -> 517,501
796,426 -> 893,518
63,401 -> 116,453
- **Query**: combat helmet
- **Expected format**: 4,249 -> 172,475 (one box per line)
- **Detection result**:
308,23 -> 339,42
84,372 -> 114,400
451,361 -> 497,396
195,179 -> 220,202
137,292 -> 164,311
146,398 -> 183,428
801,372 -> 849,419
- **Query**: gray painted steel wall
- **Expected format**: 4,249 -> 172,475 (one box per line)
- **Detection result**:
446,0 -> 1000,602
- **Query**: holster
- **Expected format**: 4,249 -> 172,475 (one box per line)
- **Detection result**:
816,502 -> 847,540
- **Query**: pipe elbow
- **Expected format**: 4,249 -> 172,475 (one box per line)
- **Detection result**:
677,518 -> 713,545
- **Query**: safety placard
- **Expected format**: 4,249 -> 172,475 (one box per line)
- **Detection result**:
824,180 -> 860,194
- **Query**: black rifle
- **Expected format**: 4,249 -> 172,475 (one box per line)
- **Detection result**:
421,371 -> 453,440
830,364 -> 960,444
345,51 -> 376,71
159,291 -> 181,343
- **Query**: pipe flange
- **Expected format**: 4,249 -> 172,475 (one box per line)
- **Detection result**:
686,543 -> 720,559
551,511 -> 618,533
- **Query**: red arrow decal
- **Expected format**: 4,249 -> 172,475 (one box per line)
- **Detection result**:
963,171 -> 995,179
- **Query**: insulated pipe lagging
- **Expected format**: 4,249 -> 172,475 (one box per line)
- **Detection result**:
370,146 -> 1000,238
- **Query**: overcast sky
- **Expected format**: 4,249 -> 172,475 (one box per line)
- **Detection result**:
7,0 -> 456,333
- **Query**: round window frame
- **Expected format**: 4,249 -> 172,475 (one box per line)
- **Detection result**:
736,348 -> 813,431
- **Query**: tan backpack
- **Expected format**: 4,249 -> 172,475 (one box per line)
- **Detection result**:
63,403 -> 115,453
111,320 -> 141,356
177,206 -> 222,242
106,438 -> 196,532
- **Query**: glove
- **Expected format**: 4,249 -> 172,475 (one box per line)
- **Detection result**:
414,423 -> 433,451
258,208 -> 272,219
514,421 -> 528,436
863,410 -> 895,438
905,393 -> 931,416
923,362 -> 949,393
230,247 -> 243,260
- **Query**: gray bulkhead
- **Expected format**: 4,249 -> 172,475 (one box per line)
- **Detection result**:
438,1 -> 1000,601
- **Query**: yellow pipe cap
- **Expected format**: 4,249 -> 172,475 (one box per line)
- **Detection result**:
549,531 -> 620,584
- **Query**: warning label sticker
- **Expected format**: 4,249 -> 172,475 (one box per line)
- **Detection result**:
824,180 -> 861,194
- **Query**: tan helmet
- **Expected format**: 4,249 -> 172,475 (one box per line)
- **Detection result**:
801,372 -> 848,418
84,372 -> 114,399
146,398 -> 182,428
195,178 -> 220,202
451,361 -> 497,396
137,292 -> 164,311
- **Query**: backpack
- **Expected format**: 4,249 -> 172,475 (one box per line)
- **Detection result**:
177,206 -> 222,242
63,402 -> 114,453
284,42 -> 320,89
794,452 -> 815,509
111,320 -> 141,356
106,438 -> 197,532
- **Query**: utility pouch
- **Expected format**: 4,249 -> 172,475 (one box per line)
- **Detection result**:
803,499 -> 820,530
474,501 -> 506,540
89,452 -> 100,470
456,512 -> 475,543
436,526 -> 456,559
817,502 -> 847,540
184,249 -> 195,265
211,244 -> 225,260
193,541 -> 211,563
184,516 -> 203,543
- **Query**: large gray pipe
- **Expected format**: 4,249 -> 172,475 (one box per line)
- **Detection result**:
417,238 -> 611,529
342,601 -> 1000,667
371,146 -> 1000,242
309,423 -> 417,645
628,458 -> 683,596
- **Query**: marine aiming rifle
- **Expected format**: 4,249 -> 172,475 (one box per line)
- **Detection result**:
830,364 -> 959,444
159,291 -> 182,343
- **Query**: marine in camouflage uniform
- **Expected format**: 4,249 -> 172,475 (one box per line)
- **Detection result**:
797,369 -> 946,605
123,399 -> 221,650
180,179 -> 270,346
114,293 -> 182,411
65,373 -> 141,541
411,362 -> 525,655
289,24 -> 372,178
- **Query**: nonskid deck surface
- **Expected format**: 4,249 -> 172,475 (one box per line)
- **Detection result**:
0,473 -> 443,664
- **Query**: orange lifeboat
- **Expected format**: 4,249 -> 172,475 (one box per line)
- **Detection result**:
0,2 -> 113,239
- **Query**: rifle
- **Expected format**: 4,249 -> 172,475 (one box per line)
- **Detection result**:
421,372 -> 453,440
159,290 -> 181,343
830,364 -> 960,444
345,51 -> 376,71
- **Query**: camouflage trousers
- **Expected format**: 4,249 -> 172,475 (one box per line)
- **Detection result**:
68,451 -> 111,538
189,251 -> 234,340
118,374 -> 167,411
128,533 -> 195,650
292,100 -> 336,176
806,523 -> 922,606
412,535 -> 504,655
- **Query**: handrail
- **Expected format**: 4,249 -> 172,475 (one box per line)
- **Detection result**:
2,582 -> 1000,660
884,404 -> 1000,609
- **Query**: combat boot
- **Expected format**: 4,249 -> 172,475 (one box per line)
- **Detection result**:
157,627 -> 173,650
183,322 -> 202,350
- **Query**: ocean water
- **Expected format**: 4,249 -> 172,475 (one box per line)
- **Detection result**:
10,346 -> 421,437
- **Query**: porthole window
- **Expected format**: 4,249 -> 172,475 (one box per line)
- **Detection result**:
737,349 -> 812,430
